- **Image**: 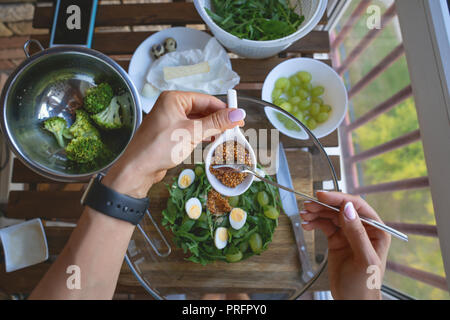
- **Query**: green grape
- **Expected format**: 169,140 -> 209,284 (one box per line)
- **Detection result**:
284,118 -> 300,131
226,249 -> 243,263
275,77 -> 289,89
194,165 -> 204,176
297,89 -> 309,100
273,98 -> 287,106
320,104 -> 332,112
289,96 -> 301,106
257,191 -> 269,206
307,118 -> 318,130
228,196 -> 239,207
263,205 -> 279,220
280,102 -> 293,113
276,113 -> 288,124
286,85 -> 298,98
301,82 -> 313,91
297,71 -> 312,83
311,86 -> 325,97
249,233 -> 263,253
272,88 -> 282,100
298,99 -> 311,110
289,75 -> 302,86
238,241 -> 249,253
312,97 -> 323,105
315,112 -> 329,123
293,110 -> 304,123
310,103 -> 320,116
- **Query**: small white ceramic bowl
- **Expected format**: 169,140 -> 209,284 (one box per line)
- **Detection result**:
261,57 -> 348,139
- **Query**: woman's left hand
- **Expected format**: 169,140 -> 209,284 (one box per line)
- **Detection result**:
102,91 -> 246,198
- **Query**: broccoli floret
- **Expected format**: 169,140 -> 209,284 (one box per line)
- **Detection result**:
67,141 -> 115,172
83,83 -> 114,114
43,117 -> 69,148
65,136 -> 103,163
62,127 -> 73,140
117,93 -> 133,128
91,96 -> 122,130
69,110 -> 100,139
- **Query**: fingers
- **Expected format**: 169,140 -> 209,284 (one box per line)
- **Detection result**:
164,91 -> 227,115
339,201 -> 379,265
300,210 -> 339,226
199,108 -> 246,140
312,191 -> 383,223
301,218 -> 338,238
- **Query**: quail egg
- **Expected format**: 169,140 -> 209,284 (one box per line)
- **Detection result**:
229,208 -> 247,230
214,227 -> 228,249
151,43 -> 165,59
164,37 -> 177,52
185,197 -> 202,220
178,169 -> 195,189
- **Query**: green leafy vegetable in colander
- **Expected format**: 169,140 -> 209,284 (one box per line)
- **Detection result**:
161,163 -> 281,265
205,0 -> 305,41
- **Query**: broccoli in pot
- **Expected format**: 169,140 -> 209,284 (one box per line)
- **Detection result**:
43,117 -> 70,148
83,82 -> 114,114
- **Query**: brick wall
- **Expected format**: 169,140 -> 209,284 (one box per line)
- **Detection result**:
0,1 -> 48,90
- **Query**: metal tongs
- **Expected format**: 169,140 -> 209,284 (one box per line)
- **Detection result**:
212,164 -> 409,242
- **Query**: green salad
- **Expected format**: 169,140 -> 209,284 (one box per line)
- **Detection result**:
205,0 -> 305,41
161,163 -> 281,265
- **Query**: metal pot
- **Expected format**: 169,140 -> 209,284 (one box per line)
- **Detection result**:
0,40 -> 142,182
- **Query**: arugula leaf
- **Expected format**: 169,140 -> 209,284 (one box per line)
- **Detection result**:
206,0 -> 305,41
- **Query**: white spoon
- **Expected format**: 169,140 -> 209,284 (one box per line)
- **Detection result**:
205,89 -> 257,197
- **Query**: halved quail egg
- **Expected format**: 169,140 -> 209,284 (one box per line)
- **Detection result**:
229,208 -> 247,230
185,197 -> 202,220
178,169 -> 195,189
214,227 -> 228,249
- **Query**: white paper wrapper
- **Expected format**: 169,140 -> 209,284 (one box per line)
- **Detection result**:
146,38 -> 240,95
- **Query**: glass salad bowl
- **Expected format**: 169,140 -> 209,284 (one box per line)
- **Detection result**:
124,95 -> 339,300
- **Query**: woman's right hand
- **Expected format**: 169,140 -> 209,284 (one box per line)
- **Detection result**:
301,191 -> 391,300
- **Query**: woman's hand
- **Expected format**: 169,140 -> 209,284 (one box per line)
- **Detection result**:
102,91 -> 246,198
301,191 -> 391,300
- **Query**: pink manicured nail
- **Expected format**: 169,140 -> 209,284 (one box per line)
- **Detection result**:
229,109 -> 246,122
344,202 -> 357,220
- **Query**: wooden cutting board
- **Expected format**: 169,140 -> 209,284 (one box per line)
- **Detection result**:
127,149 -> 315,297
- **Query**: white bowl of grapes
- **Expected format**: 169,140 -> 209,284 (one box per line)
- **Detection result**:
261,57 -> 348,139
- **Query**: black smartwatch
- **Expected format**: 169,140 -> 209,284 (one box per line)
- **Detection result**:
81,174 -> 149,225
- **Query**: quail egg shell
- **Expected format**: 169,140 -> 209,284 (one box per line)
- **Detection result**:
214,227 -> 228,249
178,169 -> 195,189
229,208 -> 247,230
185,197 -> 202,220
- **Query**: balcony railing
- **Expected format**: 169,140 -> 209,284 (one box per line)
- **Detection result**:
330,0 -> 447,297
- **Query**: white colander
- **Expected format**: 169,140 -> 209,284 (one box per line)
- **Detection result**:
194,0 -> 328,59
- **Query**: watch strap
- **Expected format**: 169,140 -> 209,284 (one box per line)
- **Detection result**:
82,175 -> 149,225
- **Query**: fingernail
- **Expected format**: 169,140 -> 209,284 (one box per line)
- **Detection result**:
344,202 -> 357,221
317,190 -> 328,193
229,108 -> 246,122
301,221 -> 309,225
299,210 -> 308,215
